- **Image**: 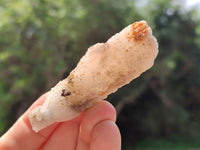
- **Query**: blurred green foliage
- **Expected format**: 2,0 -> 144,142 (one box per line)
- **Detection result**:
135,138 -> 200,150
0,0 -> 200,149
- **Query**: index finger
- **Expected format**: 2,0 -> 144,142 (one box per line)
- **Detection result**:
0,94 -> 59,150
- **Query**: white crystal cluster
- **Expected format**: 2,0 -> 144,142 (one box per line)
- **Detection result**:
29,21 -> 158,132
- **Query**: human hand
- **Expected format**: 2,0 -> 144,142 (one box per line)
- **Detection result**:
0,94 -> 121,150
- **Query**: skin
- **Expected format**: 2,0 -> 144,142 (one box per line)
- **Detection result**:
0,94 -> 121,150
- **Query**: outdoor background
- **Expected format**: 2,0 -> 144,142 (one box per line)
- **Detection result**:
0,0 -> 200,149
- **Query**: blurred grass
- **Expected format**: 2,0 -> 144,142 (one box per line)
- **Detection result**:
135,138 -> 200,150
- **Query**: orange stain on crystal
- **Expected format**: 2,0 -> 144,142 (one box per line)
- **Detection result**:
127,21 -> 148,42
100,91 -> 106,96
